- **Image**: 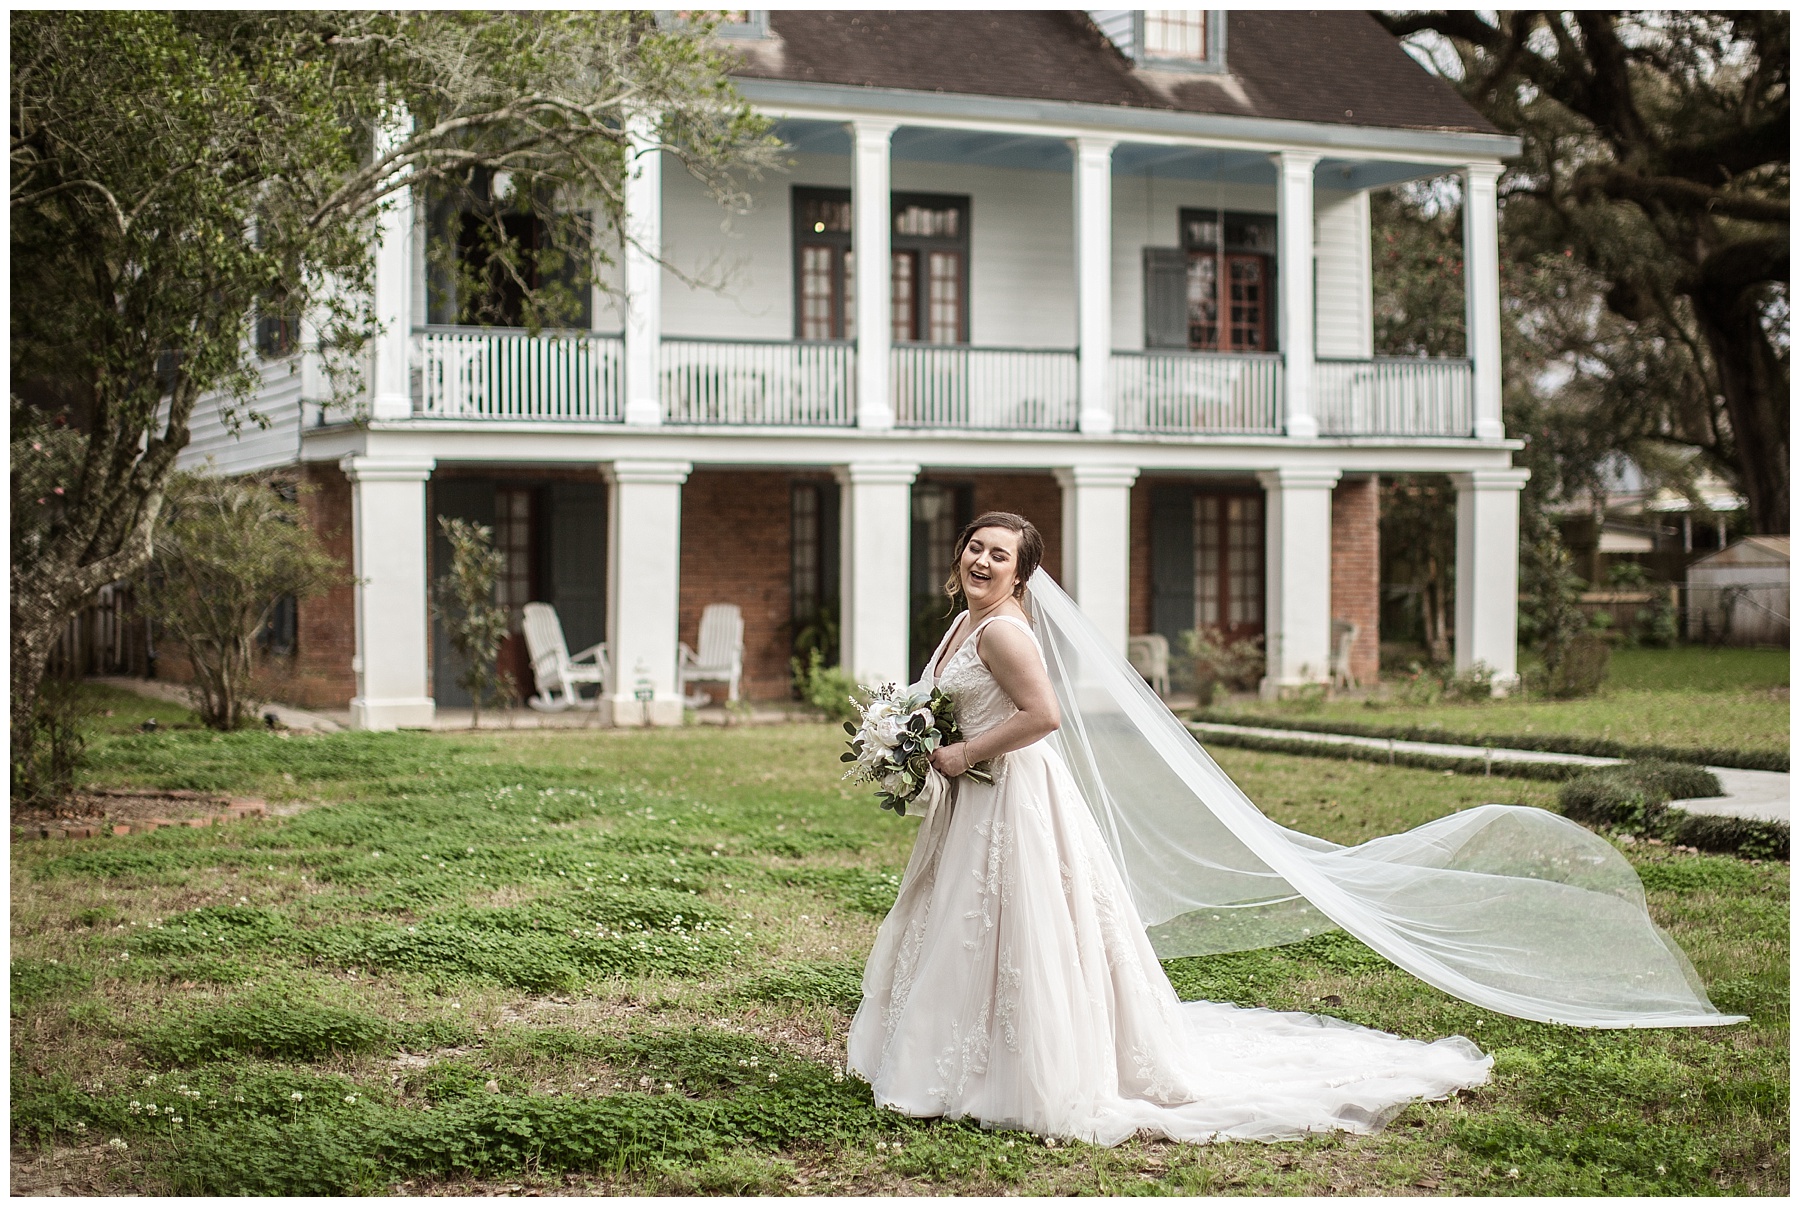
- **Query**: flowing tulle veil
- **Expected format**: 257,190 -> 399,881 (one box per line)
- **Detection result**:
1023,569 -> 1741,1028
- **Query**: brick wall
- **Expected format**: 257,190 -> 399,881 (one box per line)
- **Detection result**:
680,469 -> 814,701
1130,480 -> 1154,637
1330,475 -> 1381,683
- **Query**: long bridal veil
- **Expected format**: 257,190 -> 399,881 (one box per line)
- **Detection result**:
1024,570 -> 1742,1029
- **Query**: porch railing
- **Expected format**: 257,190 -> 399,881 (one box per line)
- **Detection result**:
662,337 -> 855,426
1314,357 -> 1473,437
1110,350 -> 1283,434
892,345 -> 1079,430
416,327 -> 623,421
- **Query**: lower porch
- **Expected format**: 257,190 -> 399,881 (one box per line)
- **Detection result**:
275,456 -> 1528,728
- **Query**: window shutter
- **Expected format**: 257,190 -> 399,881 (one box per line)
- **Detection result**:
1150,484 -> 1196,647
1142,248 -> 1189,349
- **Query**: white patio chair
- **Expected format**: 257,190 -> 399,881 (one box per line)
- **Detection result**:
678,603 -> 745,707
1127,632 -> 1171,698
1329,619 -> 1360,691
521,602 -> 609,711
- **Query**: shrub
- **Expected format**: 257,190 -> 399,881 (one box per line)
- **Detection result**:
790,648 -> 863,725
431,517 -> 515,727
1181,627 -> 1266,699
1557,762 -> 1721,833
1534,632 -> 1611,698
13,674 -> 90,807
136,472 -> 345,730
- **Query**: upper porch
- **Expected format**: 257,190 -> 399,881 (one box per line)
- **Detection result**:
347,65 -> 1516,448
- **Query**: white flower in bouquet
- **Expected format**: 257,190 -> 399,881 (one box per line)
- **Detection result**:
841,683 -> 994,816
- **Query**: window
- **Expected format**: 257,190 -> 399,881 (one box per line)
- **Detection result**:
1144,10 -> 1207,58
1180,208 -> 1276,353
892,193 -> 969,344
1194,492 -> 1263,638
493,487 -> 536,617
792,188 -> 970,344
791,483 -> 822,619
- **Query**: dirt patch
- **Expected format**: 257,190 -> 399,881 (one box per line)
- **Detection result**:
12,789 -> 267,839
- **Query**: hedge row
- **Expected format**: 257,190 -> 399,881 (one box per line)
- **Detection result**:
1191,711 -> 1788,772
1194,727 -> 1787,861
1557,763 -> 1788,861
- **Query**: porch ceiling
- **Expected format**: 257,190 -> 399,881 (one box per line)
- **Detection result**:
774,118 -> 1455,190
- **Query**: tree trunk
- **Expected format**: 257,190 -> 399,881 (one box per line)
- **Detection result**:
10,584 -> 62,778
1694,300 -> 1790,535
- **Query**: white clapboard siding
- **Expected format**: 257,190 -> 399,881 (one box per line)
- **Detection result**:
1313,189 -> 1373,359
173,358 -> 306,475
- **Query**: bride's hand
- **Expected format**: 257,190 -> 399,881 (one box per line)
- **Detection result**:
930,742 -> 971,778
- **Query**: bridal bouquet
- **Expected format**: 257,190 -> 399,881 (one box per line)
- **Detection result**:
840,684 -> 993,816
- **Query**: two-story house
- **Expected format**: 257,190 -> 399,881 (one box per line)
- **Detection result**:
176,10 -> 1528,728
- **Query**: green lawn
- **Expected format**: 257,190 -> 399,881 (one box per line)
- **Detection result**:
1229,647 -> 1789,757
10,698 -> 1788,1195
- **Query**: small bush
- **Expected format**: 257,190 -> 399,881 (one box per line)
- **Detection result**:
1558,761 -> 1723,833
1181,627 -> 1266,698
1534,632 -> 1611,698
790,649 -> 863,725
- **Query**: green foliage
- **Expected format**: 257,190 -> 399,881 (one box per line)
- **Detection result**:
10,958 -> 92,1010
137,472 -> 345,730
1519,511 -> 1596,697
790,647 -> 863,724
142,997 -> 398,1065
431,517 -> 514,727
1379,475 -> 1459,661
1179,627 -> 1265,697
738,960 -> 867,1012
1557,761 -> 1722,834
1370,185 -> 1467,357
13,673 -> 90,806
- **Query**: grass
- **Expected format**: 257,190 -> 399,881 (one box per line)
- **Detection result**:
10,691 -> 1788,1196
1229,647 -> 1788,757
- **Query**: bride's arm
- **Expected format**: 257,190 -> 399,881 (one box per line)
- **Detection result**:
929,620 -> 1060,777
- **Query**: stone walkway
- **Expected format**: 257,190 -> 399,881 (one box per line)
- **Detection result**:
1191,720 -> 1790,825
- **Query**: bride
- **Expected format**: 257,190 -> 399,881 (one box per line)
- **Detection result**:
845,511 -> 1740,1145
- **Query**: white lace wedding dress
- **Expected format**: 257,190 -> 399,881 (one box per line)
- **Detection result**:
845,612 -> 1493,1145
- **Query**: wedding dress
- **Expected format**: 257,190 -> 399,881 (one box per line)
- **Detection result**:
846,573 -> 1740,1145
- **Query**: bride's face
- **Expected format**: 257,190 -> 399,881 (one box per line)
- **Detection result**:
958,526 -> 1022,608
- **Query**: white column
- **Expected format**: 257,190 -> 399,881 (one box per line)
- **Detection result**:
1454,467 -> 1530,693
1072,137 -> 1117,435
1272,151 -> 1322,439
1257,466 -> 1341,695
623,111 -> 664,426
603,460 -> 690,725
1054,465 -> 1139,655
342,455 -> 436,729
852,120 -> 898,430
836,461 -> 918,686
370,116 -> 415,421
1462,163 -> 1505,440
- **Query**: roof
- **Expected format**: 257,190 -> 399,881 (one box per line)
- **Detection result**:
730,10 -> 1498,136
1691,536 -> 1790,568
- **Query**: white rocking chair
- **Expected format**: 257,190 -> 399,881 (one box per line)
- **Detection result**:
1127,633 -> 1171,698
678,603 -> 745,707
521,602 -> 609,711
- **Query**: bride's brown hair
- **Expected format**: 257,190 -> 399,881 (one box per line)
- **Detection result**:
942,512 -> 1044,604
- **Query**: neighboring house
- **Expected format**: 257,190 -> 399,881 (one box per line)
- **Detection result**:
175,9 -> 1526,728
1687,537 -> 1789,647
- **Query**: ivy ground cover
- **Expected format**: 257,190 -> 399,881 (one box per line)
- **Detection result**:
10,691 -> 1788,1195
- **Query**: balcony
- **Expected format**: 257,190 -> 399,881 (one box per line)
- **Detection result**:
893,345 -> 1078,431
412,328 -> 1477,438
1110,350 -> 1282,435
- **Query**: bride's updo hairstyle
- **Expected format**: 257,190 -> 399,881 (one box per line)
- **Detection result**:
944,511 -> 1044,604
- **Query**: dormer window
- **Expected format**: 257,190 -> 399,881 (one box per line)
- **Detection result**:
1144,10 -> 1207,59
1089,9 -> 1228,73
